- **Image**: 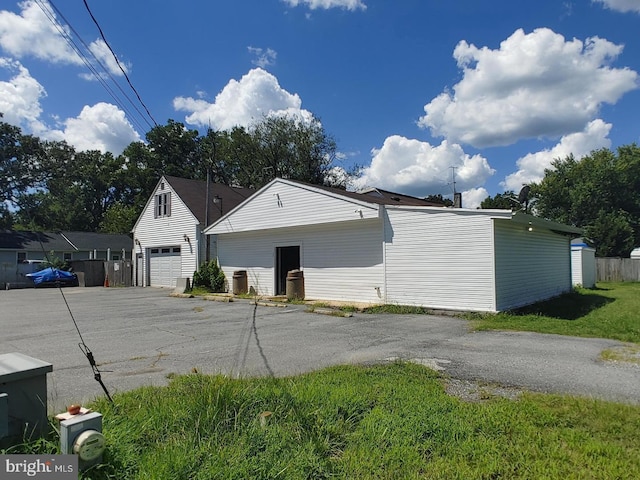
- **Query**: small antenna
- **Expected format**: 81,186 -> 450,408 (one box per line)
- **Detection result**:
449,166 -> 457,194
450,166 -> 462,208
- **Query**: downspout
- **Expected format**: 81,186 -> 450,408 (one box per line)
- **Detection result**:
380,205 -> 387,304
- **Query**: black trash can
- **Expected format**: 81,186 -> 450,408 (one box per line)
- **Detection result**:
232,270 -> 248,295
286,269 -> 305,300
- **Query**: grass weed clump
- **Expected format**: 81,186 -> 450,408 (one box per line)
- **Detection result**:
10,362 -> 636,479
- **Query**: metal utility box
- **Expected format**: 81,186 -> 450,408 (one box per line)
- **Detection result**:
60,412 -> 105,470
0,352 -> 53,443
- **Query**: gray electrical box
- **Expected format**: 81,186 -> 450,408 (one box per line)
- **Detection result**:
0,393 -> 8,439
0,352 -> 53,445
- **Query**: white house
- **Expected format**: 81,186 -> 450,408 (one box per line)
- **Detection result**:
132,175 -> 254,287
205,178 -> 582,312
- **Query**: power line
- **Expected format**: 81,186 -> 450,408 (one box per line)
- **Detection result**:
82,0 -> 158,128
33,0 -> 155,134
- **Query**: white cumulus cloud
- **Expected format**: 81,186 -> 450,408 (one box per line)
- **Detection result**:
282,0 -> 366,11
0,59 -> 139,154
352,135 -> 495,198
173,68 -> 314,130
0,1 -> 81,66
502,119 -> 612,191
0,57 -> 45,131
594,0 -> 640,13
52,103 -> 141,154
462,187 -> 490,210
418,28 -> 638,148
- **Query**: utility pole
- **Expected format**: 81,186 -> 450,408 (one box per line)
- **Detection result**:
204,132 -> 216,262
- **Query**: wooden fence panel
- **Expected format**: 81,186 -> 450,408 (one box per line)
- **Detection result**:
104,260 -> 133,287
596,258 -> 640,282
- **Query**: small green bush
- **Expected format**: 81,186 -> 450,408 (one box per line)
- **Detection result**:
193,260 -> 225,292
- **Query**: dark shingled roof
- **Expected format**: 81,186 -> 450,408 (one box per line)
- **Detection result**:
0,230 -> 131,251
289,180 -> 446,207
163,176 -> 255,225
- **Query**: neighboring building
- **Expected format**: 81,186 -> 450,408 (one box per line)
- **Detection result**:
571,238 -> 596,288
205,178 -> 581,312
132,175 -> 254,288
0,230 -> 131,288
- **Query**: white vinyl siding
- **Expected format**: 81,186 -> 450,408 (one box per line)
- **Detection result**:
209,180 -> 379,235
494,220 -> 571,311
218,219 -> 384,303
384,208 -> 497,312
133,178 -> 199,287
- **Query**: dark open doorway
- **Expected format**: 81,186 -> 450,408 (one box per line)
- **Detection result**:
275,245 -> 300,295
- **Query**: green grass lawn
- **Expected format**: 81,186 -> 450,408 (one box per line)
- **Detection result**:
469,282 -> 640,343
5,363 -> 640,479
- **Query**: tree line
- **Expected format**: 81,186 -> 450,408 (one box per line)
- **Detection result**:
0,115 -> 342,234
480,144 -> 640,257
3,110 -> 638,257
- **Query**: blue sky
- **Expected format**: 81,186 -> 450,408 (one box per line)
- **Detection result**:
1,0 -> 639,207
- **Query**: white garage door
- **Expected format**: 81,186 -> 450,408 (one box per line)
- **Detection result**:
149,246 -> 181,287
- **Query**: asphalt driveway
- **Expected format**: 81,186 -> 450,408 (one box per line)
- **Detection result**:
1,287 -> 638,411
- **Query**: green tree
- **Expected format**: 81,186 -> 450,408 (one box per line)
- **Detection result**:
424,194 -> 454,207
0,120 -> 49,228
533,145 -> 640,257
479,191 -> 519,210
211,115 -> 339,189
99,202 -> 139,233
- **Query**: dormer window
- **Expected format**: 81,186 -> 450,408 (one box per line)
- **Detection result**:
155,192 -> 171,218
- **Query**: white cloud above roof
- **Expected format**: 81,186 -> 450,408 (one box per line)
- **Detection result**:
0,57 -> 45,131
594,0 -> 640,13
282,0 -> 366,11
173,68 -> 314,130
502,119 -> 612,191
418,28 -> 638,148
351,135 -> 495,198
54,102 -> 141,154
0,58 -> 138,154
0,0 -> 80,66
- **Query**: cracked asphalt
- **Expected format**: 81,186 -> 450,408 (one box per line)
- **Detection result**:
1,287 -> 638,412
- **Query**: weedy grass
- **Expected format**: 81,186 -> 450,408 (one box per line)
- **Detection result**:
8,363 -> 640,479
468,282 -> 640,344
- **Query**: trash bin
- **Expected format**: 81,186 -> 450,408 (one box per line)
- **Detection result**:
232,270 -> 248,295
286,269 -> 304,300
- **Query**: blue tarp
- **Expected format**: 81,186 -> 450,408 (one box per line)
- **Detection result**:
26,267 -> 78,286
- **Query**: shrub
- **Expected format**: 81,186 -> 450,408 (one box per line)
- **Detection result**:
193,260 -> 226,292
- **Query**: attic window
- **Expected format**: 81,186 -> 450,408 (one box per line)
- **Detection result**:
155,192 -> 171,218
160,182 -> 165,190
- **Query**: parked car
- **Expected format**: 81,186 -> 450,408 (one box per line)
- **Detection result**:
26,267 -> 78,287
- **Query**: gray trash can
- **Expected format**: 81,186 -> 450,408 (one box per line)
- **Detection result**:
286,269 -> 305,300
233,270 -> 248,295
